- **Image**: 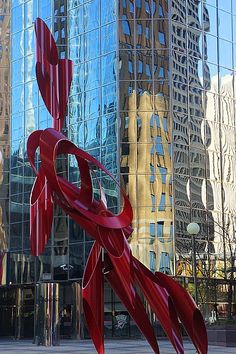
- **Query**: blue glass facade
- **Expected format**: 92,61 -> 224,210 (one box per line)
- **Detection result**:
8,0 -> 179,284
10,1 -> 72,284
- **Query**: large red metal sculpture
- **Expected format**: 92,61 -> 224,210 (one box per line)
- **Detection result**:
27,18 -> 208,354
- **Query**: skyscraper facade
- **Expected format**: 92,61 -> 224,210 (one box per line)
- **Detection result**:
0,0 -> 10,336
0,0 -> 235,339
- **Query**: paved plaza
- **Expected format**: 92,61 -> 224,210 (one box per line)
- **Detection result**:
0,339 -> 235,354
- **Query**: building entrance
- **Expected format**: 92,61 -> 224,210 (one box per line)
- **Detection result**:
0,286 -> 34,338
0,287 -> 16,337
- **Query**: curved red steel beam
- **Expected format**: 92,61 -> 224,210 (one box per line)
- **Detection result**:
28,18 -> 73,255
35,18 -> 73,130
27,17 -> 209,354
155,272 -> 208,354
83,241 -> 104,354
28,127 -> 208,354
134,259 -> 184,354
105,260 -> 160,354
27,130 -> 53,256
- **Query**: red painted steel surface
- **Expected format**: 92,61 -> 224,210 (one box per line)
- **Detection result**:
35,17 -> 73,131
27,18 -> 208,354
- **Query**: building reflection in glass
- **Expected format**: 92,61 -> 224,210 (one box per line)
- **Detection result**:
173,0 -> 236,286
119,0 -> 173,274
172,0 -> 215,270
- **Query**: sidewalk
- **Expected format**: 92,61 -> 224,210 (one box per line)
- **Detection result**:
0,339 -> 235,354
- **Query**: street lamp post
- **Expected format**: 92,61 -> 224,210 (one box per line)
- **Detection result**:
187,222 -> 200,305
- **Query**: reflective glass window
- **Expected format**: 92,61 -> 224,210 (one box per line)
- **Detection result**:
219,67 -> 233,97
12,58 -> 24,87
84,118 -> 101,149
159,4 -> 164,18
24,55 -> 36,82
69,219 -> 84,243
11,113 -> 24,141
163,116 -> 168,131
69,35 -> 84,63
69,93 -> 84,125
233,2 -> 236,15
145,0 -> 151,16
170,223 -> 173,240
102,84 -> 116,115
70,64 -> 84,94
219,39 -> 233,69
25,109 -> 37,137
68,6 -> 83,38
150,223 -> 155,237
146,63 -> 151,77
24,1 -> 37,29
35,248 -> 52,281
128,60 -> 133,73
218,9 -> 232,41
204,34 -> 218,64
12,85 -> 24,115
8,253 -> 22,283
151,194 -> 155,212
84,29 -> 100,60
39,0 -> 51,20
84,0 -> 100,31
10,223 -> 22,250
137,23 -> 142,35
101,0 -> 116,25
218,0 -> 232,13
137,59 -> 143,74
85,58 -> 100,90
159,252 -> 170,274
159,167 -> 167,184
85,88 -> 100,119
150,251 -> 156,272
121,15 -> 131,36
155,136 -> 163,154
157,221 -> 164,241
158,66 -> 164,79
204,62 -> 218,92
233,16 -> 236,43
102,53 -> 116,85
101,23 -> 116,54
204,5 -> 217,36
12,32 -> 24,61
24,26 -> 35,56
12,5 -> 24,33
102,114 -> 117,145
12,0 -> 24,7
158,31 -> 165,45
136,0 -> 141,9
158,193 -> 166,211
69,243 -> 84,279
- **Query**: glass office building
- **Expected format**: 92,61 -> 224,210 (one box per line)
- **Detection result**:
0,0 -> 235,339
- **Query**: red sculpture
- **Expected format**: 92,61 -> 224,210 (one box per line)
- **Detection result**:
27,18 -> 208,354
